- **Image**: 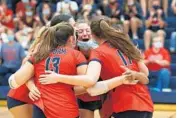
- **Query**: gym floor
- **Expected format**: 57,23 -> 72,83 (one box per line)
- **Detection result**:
0,101 -> 176,118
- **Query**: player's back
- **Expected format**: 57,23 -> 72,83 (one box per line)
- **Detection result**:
90,42 -> 153,113
90,42 -> 139,80
33,47 -> 86,118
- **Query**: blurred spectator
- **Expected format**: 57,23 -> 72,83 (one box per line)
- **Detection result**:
22,6 -> 37,28
148,0 -> 168,16
75,0 -> 82,6
39,2 -> 53,25
0,1 -> 14,29
56,0 -> 78,18
144,36 -> 171,91
107,0 -> 122,23
144,0 -> 166,50
0,28 -> 26,85
79,0 -> 98,21
98,0 -> 111,17
15,20 -> 33,49
169,32 -> 176,53
123,0 -> 143,39
171,0 -> 176,15
16,0 -> 36,18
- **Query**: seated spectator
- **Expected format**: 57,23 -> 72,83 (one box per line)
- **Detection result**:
171,0 -> 176,15
0,28 -> 26,85
144,36 -> 171,91
39,1 -> 53,25
148,0 -> 168,16
169,32 -> 176,53
15,20 -> 33,49
101,0 -> 122,24
151,0 -> 168,15
123,0 -> 143,39
144,0 -> 166,50
22,6 -> 37,28
0,1 -> 14,29
56,0 -> 78,18
16,0 -> 36,18
79,0 -> 98,21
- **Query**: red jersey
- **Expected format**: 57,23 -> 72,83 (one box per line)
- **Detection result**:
89,42 -> 153,113
8,85 -> 33,104
144,47 -> 171,71
77,93 -> 100,102
30,47 -> 87,118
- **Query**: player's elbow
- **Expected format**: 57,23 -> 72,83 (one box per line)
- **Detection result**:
84,76 -> 97,88
85,80 -> 96,88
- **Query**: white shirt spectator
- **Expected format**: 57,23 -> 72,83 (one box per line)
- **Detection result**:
57,0 -> 78,15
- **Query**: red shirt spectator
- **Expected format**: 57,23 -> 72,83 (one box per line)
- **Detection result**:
16,1 -> 35,17
0,2 -> 14,29
144,37 -> 171,71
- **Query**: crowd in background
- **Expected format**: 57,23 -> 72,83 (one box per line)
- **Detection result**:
0,0 -> 176,92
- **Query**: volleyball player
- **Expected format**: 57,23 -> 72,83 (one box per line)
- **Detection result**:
7,27 -> 46,118
7,14 -> 76,118
39,19 -> 153,118
75,20 -> 102,118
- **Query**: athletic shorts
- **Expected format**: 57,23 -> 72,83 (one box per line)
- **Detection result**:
77,99 -> 102,111
7,96 -> 27,109
112,110 -> 153,118
33,105 -> 46,118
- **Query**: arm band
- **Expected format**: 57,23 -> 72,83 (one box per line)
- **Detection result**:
8,74 -> 20,89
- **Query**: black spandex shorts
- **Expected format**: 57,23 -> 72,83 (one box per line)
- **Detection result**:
77,99 -> 102,111
7,96 -> 27,109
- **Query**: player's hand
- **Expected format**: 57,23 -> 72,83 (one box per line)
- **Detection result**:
120,66 -> 139,85
29,85 -> 41,101
121,74 -> 138,85
39,70 -> 59,85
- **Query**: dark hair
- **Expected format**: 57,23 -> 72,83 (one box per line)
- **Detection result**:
33,22 -> 74,63
50,14 -> 73,26
90,19 -> 142,61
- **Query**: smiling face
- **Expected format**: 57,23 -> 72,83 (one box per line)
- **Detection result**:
75,22 -> 99,57
76,23 -> 92,41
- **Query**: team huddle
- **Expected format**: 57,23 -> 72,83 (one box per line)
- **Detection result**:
7,14 -> 154,118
